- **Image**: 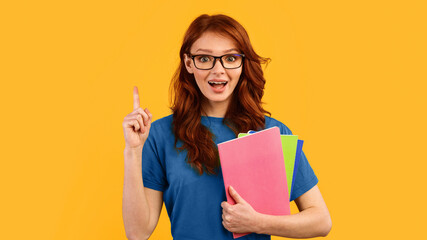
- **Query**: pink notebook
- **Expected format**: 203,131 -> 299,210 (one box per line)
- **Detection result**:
218,127 -> 290,238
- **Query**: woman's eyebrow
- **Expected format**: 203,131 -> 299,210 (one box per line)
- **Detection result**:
195,48 -> 239,53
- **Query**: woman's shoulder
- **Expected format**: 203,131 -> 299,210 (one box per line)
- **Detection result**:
151,114 -> 173,126
149,114 -> 174,136
264,115 -> 293,135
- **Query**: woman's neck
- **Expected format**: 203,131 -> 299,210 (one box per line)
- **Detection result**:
201,98 -> 230,118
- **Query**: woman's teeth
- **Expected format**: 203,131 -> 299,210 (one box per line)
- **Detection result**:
208,81 -> 228,86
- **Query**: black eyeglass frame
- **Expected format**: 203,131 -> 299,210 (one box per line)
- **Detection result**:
188,53 -> 246,70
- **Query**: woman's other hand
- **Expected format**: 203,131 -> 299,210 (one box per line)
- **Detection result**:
221,186 -> 262,234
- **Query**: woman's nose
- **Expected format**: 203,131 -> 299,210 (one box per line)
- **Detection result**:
211,58 -> 225,73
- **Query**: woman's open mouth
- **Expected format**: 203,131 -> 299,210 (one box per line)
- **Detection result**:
208,81 -> 228,89
208,80 -> 228,93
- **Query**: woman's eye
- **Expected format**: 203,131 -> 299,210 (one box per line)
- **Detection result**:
226,55 -> 236,62
199,56 -> 210,62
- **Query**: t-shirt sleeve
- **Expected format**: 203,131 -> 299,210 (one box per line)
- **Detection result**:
290,150 -> 318,202
141,123 -> 168,192
278,122 -> 319,202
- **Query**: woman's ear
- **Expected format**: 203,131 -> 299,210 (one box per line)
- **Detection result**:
183,53 -> 194,74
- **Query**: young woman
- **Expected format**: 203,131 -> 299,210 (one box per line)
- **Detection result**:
122,14 -> 331,240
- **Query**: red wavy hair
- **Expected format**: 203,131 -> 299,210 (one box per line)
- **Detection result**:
169,14 -> 271,175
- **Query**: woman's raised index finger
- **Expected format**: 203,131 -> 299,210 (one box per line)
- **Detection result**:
133,86 -> 140,110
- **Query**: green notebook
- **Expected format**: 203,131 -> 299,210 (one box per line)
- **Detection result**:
238,133 -> 298,198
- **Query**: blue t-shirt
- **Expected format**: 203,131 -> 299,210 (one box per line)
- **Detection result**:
141,114 -> 318,240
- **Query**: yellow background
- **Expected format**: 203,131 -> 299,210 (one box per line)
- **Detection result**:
1,0 -> 426,239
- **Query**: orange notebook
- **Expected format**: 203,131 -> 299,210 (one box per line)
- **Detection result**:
218,127 -> 290,239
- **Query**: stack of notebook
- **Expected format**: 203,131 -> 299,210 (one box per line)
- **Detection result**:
217,126 -> 304,239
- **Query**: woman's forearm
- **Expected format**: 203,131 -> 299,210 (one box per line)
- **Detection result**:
255,207 -> 332,238
122,147 -> 150,240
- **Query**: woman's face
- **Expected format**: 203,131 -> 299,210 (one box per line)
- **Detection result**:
184,31 -> 243,108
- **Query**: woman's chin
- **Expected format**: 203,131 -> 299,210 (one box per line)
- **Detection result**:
205,95 -> 232,105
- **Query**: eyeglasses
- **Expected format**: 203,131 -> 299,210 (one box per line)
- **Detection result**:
189,53 -> 245,70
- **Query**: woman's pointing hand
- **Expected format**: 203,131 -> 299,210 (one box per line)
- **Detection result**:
122,86 -> 153,150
